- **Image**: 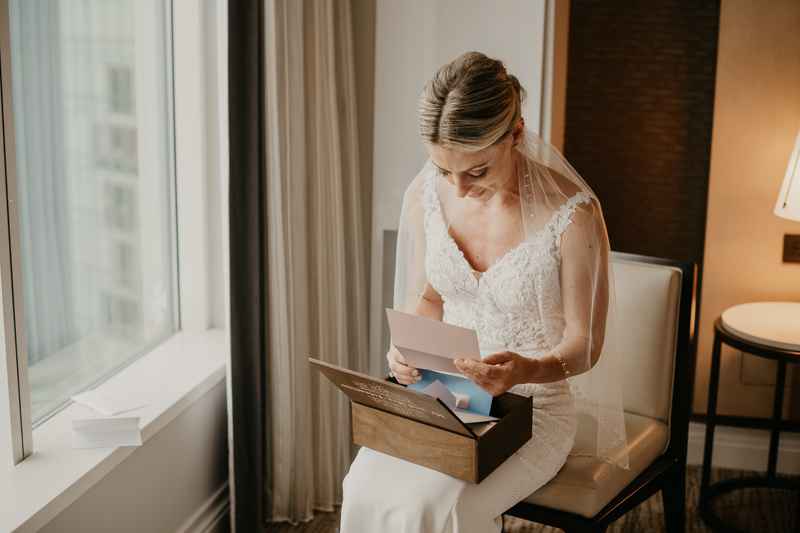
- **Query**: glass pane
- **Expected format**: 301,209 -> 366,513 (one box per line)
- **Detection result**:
8,0 -> 176,424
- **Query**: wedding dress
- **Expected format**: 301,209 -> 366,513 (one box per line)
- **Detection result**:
339,171 -> 592,533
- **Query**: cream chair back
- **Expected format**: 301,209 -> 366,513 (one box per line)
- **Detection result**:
612,258 -> 682,424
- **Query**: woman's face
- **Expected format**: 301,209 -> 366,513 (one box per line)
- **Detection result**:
426,132 -> 520,204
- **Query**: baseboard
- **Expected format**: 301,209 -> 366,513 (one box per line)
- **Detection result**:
687,422 -> 800,475
176,482 -> 230,533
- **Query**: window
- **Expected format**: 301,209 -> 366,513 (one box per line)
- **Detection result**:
94,123 -> 139,172
6,0 -> 177,426
104,182 -> 138,232
109,66 -> 135,114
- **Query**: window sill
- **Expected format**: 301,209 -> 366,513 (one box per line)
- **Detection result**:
0,328 -> 228,533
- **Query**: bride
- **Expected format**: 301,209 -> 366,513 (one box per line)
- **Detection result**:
340,51 -> 628,533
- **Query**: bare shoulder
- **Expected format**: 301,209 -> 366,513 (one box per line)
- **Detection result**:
531,160 -> 584,200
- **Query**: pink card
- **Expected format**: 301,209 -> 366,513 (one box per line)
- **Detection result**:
386,309 -> 481,373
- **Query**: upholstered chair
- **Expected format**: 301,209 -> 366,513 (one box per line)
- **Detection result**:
505,252 -> 696,533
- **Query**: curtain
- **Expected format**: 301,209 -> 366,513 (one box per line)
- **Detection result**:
229,0 -> 369,529
228,0 -> 267,531
10,0 -> 75,364
263,0 -> 369,522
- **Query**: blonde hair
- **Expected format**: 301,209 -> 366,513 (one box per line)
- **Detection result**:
418,51 -> 526,153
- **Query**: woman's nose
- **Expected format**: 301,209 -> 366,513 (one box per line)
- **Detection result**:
453,175 -> 471,198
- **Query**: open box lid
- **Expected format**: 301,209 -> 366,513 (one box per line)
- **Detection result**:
310,358 -> 477,438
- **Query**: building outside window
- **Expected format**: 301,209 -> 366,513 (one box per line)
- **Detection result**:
109,65 -> 135,114
6,0 -> 177,425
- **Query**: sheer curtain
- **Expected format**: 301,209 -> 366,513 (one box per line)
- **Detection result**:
229,0 -> 367,527
262,0 -> 368,524
10,0 -> 74,365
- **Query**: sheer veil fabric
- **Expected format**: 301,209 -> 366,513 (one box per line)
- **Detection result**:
394,128 -> 629,469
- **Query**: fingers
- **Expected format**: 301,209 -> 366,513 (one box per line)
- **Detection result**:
458,364 -> 502,396
453,358 -> 490,384
386,346 -> 421,386
387,345 -> 408,366
453,357 -> 510,396
454,358 -> 501,379
479,351 -> 514,366
393,365 -> 421,386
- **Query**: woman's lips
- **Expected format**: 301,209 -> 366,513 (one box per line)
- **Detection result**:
468,189 -> 485,198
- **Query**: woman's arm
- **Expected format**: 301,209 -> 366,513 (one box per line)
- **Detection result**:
453,337 -> 591,396
389,175 -> 445,384
404,281 -> 444,320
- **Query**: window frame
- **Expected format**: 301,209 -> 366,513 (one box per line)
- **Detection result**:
0,0 -> 227,470
0,0 -> 33,467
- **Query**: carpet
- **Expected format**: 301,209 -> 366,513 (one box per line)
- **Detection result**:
263,465 -> 797,532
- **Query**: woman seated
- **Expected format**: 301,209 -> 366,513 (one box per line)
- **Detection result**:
340,51 -> 628,533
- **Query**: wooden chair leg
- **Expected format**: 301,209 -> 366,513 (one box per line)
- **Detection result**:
661,464 -> 686,533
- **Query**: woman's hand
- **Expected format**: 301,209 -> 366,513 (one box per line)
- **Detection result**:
453,351 -> 536,396
386,345 -> 422,386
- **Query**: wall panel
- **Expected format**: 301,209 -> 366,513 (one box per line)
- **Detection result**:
695,0 -> 800,417
368,0 -> 547,375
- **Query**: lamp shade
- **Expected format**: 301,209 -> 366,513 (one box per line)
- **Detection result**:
775,126 -> 800,221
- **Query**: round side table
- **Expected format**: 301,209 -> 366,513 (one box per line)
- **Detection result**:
699,302 -> 800,532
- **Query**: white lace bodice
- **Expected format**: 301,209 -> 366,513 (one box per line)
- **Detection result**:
421,174 -> 591,368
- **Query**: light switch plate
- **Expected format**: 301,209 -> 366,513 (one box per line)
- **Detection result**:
784,234 -> 800,263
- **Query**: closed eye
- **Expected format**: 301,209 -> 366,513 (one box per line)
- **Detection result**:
434,167 -> 487,180
470,170 -> 487,180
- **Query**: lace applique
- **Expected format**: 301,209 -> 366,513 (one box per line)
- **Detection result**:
421,175 -> 591,355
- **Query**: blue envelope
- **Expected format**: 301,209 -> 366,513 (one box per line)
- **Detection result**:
409,369 -> 494,416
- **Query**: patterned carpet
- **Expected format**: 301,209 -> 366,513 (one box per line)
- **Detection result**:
263,465 -> 797,532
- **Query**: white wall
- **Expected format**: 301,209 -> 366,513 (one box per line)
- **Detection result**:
368,0 -> 548,374
38,380 -> 229,533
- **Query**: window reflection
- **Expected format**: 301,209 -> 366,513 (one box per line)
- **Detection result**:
9,0 -> 176,424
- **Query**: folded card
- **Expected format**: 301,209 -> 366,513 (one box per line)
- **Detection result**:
72,418 -> 143,449
386,309 -> 481,373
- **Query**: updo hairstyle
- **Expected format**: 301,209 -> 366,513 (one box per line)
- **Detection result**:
418,51 -> 526,153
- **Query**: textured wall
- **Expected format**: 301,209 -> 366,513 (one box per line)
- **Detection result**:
564,0 -> 800,420
694,0 -> 800,418
564,1 -> 719,279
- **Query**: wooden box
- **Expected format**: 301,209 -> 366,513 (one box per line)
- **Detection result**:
311,358 -> 533,484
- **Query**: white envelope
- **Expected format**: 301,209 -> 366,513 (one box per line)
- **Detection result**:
72,418 -> 143,449
71,390 -> 148,416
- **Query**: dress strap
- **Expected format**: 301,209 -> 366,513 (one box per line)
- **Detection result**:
542,192 -> 592,260
419,171 -> 439,209
546,192 -> 592,237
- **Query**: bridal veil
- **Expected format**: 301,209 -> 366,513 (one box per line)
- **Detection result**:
393,127 -> 630,469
